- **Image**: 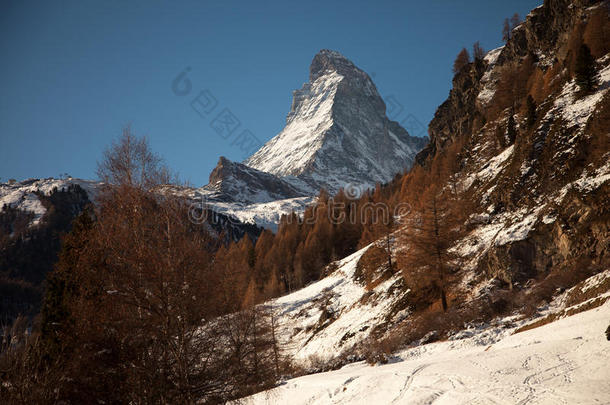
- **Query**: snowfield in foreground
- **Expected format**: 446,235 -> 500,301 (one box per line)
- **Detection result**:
245,301 -> 610,404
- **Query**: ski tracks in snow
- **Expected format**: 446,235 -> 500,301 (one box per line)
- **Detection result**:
391,364 -> 429,404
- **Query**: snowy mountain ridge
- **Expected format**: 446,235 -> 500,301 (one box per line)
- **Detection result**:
202,156 -> 310,204
0,178 -> 100,226
1,50 -> 427,231
243,49 -> 427,194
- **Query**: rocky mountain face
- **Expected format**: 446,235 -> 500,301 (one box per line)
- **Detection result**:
204,156 -> 308,204
415,56 -> 487,165
418,0 -> 610,289
189,49 -> 427,227
242,49 -> 427,194
418,0 -> 606,165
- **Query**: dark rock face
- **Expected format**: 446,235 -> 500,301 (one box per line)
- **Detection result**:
313,49 -> 387,117
416,60 -> 486,165
425,0 -> 609,287
205,156 -> 307,204
483,186 -> 609,286
310,49 -> 374,85
497,0 -> 597,66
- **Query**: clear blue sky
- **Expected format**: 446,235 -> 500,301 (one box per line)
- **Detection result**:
0,0 -> 540,186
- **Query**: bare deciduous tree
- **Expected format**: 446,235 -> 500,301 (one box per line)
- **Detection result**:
510,13 -> 521,31
473,41 -> 485,61
3,131 -> 282,403
96,125 -> 172,190
503,13 -> 521,43
502,18 -> 511,42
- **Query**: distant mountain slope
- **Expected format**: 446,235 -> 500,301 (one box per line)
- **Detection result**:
0,177 -> 264,323
202,156 -> 310,204
243,49 -> 427,193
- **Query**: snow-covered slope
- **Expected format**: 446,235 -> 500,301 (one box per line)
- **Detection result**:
0,178 -> 100,226
1,177 -> 307,232
245,300 -> 610,405
268,245 -> 409,363
259,219 -> 609,367
243,49 -> 427,193
200,196 -> 315,232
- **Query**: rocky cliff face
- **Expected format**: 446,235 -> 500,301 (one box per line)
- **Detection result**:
415,57 -> 487,165
420,0 -> 605,166
204,156 -> 307,204
244,49 -> 427,193
425,0 -> 610,291
498,0 -> 596,66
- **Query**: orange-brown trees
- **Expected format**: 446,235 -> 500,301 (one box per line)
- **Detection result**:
453,48 -> 471,73
398,155 -> 466,313
29,128 -> 280,403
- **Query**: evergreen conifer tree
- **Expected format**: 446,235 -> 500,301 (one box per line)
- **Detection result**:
574,43 -> 596,93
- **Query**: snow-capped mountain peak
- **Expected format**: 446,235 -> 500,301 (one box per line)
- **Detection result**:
243,49 -> 427,193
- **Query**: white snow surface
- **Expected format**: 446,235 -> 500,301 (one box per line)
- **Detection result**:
161,184 -> 316,230
476,46 -> 504,107
245,71 -> 343,177
244,300 -> 610,404
203,196 -> 316,231
546,62 -> 610,131
2,178 -> 314,230
461,144 -> 514,191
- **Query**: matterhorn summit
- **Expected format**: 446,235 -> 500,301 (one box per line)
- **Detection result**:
190,49 -> 427,227
242,49 -> 427,193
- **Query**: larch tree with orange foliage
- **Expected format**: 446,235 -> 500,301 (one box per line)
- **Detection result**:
28,128 -> 281,404
398,156 -> 467,313
453,48 -> 471,73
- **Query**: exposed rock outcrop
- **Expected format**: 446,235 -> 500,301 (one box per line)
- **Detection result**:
426,0 -> 610,290
204,156 -> 307,204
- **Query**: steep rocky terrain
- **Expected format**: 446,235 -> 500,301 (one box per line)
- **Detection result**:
244,49 -> 427,193
175,49 -> 427,227
203,156 -> 308,204
431,0 -> 610,292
